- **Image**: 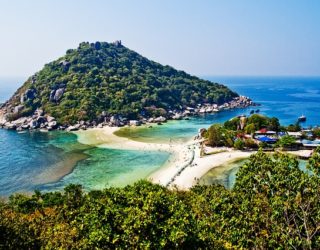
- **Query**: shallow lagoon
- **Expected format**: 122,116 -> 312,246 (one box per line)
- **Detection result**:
200,158 -> 308,189
0,130 -> 169,196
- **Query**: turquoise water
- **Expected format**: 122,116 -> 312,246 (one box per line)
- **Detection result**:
115,109 -> 252,143
40,148 -> 169,192
0,130 -> 84,195
1,76 -> 320,196
199,159 -> 247,189
200,159 -> 308,189
0,129 -> 169,196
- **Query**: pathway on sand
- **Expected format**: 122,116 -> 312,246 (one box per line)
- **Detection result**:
170,148 -> 253,190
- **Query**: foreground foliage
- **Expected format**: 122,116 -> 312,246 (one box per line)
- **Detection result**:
1,148 -> 320,249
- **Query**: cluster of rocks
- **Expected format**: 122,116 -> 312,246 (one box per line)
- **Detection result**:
0,96 -> 257,133
100,115 -> 168,128
102,96 -> 255,128
221,96 -> 257,109
196,96 -> 257,114
168,96 -> 258,119
0,109 -> 58,131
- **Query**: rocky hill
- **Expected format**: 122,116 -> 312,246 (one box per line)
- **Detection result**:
0,41 -> 239,128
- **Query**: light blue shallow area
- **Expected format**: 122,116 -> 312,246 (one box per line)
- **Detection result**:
0,129 -> 170,196
40,147 -> 169,192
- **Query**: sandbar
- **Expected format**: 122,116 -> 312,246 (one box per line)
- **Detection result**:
75,126 -> 253,190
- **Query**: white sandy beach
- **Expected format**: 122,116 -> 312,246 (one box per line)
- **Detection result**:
169,148 -> 253,190
75,126 -> 253,190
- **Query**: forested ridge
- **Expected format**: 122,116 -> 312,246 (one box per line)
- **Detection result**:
1,148 -> 320,249
5,41 -> 237,124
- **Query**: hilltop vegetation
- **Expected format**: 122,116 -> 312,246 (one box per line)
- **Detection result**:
4,41 -> 237,124
1,148 -> 320,249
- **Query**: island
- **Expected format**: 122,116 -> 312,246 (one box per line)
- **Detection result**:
0,41 -> 255,131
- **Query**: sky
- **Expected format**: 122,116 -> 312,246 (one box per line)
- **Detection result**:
0,0 -> 319,78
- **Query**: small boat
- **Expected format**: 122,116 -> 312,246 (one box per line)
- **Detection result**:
298,115 -> 306,122
255,109 -> 260,113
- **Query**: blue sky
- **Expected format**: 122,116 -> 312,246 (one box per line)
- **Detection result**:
0,0 -> 319,77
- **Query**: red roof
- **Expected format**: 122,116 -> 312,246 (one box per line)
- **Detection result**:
259,128 -> 267,133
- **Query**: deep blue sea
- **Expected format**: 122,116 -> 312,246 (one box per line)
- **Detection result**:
0,76 -> 319,196
212,76 -> 320,127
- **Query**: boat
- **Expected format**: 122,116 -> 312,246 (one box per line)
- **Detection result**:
298,115 -> 306,122
255,109 -> 260,113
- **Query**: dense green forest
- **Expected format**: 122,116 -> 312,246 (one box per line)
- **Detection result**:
6,41 -> 237,124
1,148 -> 320,249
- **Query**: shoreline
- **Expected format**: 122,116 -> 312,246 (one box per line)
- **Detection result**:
0,95 -> 256,132
1,117 -> 314,192
75,126 -> 254,190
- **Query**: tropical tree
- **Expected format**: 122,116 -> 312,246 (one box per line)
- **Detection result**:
276,135 -> 297,148
234,139 -> 245,150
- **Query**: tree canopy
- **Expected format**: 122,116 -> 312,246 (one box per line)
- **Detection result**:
1,149 -> 320,249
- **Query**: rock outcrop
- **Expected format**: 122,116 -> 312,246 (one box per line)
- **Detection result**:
20,89 -> 36,103
49,88 -> 65,102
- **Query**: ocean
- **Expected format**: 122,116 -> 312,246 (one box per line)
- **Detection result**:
0,76 -> 319,196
